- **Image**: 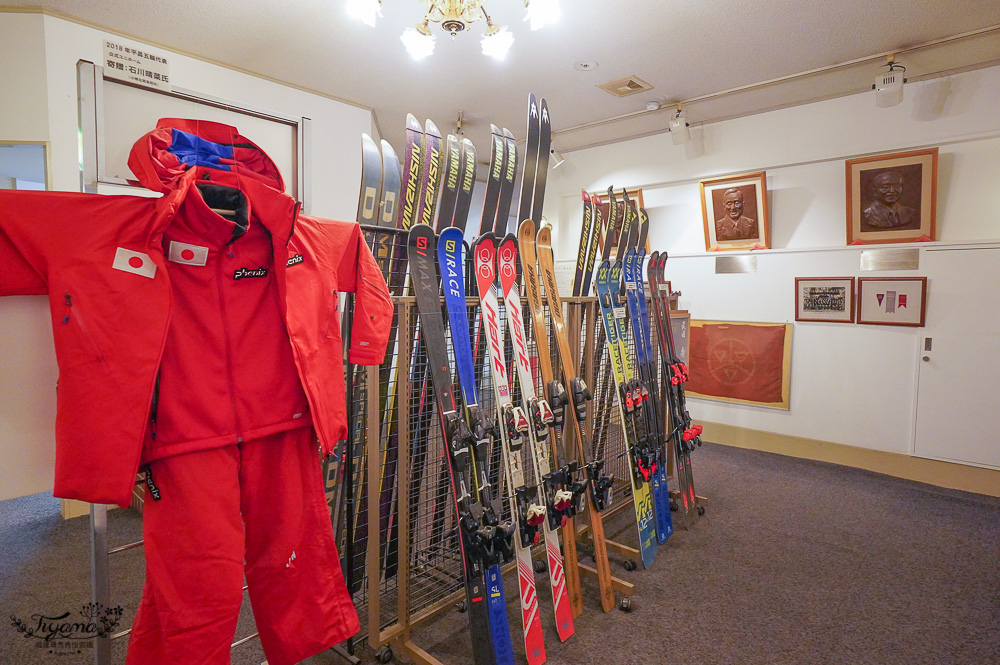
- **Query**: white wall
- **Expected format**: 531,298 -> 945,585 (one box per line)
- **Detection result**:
544,65 -> 1000,461
0,12 -> 374,500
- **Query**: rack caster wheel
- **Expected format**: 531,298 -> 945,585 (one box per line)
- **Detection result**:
375,645 -> 394,663
619,596 -> 633,612
455,600 -> 467,613
697,505 -> 706,516
622,559 -> 637,572
533,559 -> 547,574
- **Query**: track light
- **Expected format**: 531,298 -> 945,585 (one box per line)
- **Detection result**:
550,149 -> 565,169
669,106 -> 690,144
874,55 -> 906,108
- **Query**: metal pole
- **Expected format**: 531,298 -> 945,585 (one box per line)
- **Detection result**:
342,293 -> 356,655
90,504 -> 111,665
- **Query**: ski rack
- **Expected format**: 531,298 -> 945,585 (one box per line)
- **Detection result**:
340,226 -> 711,664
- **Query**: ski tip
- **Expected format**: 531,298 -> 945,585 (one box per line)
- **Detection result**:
424,118 -> 441,137
517,219 -> 535,241
362,133 -> 377,148
502,127 -> 515,140
439,226 -> 463,243
462,136 -> 475,150
472,231 -> 495,247
490,123 -> 501,135
405,113 -> 422,131
380,139 -> 398,159
536,224 -> 551,247
581,189 -> 590,202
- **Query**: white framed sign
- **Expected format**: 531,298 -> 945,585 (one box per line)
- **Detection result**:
857,277 -> 927,327
103,38 -> 171,91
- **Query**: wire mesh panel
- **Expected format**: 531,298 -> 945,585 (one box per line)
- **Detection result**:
339,253 -> 645,660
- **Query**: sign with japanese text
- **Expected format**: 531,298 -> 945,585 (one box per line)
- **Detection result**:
103,38 -> 171,91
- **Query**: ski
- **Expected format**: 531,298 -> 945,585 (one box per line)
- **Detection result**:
409,224 -> 510,665
636,207 -> 649,252
409,121 -> 447,553
453,138 -> 477,233
648,252 -> 702,522
340,133 -> 385,591
622,248 -> 673,544
595,259 -> 659,569
515,94 -> 541,235
380,115 -> 425,577
416,120 -> 444,230
535,224 -> 618,612
473,234 -> 548,664
517,219 -> 588,619
438,227 -> 516,665
479,126 -> 506,236
492,129 -> 518,235
571,191 -> 597,298
437,134 -> 463,231
495,234 -> 576,642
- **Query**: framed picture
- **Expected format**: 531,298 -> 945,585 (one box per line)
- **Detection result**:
845,147 -> 938,245
795,277 -> 855,323
668,310 -> 689,365
699,171 -> 769,251
857,277 -> 927,327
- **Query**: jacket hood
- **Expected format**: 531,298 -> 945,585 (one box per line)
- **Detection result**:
128,118 -> 285,195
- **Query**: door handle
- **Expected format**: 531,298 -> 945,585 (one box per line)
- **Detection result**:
922,356 -> 930,362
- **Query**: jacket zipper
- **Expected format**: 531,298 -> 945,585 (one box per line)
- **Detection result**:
218,247 -> 244,441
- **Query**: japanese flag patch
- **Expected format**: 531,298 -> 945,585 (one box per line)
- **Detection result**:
168,241 -> 209,266
112,247 -> 157,279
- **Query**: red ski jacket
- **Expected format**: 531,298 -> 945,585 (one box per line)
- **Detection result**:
0,119 -> 393,507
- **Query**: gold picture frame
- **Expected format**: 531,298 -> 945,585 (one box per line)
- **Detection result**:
699,171 -> 770,252
846,147 -> 938,245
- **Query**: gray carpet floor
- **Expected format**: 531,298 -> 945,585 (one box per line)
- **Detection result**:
2,442 -> 998,664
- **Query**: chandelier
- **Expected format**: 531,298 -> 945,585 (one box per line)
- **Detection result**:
346,0 -> 561,60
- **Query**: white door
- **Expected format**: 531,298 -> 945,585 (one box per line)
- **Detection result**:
913,247 -> 1000,468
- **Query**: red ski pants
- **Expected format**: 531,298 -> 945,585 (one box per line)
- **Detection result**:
126,428 -> 359,665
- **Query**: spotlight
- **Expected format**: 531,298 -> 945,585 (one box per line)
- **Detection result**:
550,149 -> 565,169
669,106 -> 690,144
874,55 -> 906,108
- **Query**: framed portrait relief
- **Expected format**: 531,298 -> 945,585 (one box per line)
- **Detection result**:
700,172 -> 769,251
795,277 -> 855,323
856,277 -> 927,327
845,148 -> 938,245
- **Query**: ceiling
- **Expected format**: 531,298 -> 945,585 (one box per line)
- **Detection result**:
9,1 -> 1000,161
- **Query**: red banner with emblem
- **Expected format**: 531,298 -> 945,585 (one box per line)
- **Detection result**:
686,321 -> 791,408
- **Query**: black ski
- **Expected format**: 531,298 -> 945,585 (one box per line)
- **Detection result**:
409,224 -> 511,665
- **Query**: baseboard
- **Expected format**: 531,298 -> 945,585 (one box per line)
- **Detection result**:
59,499 -> 117,519
701,422 -> 1000,498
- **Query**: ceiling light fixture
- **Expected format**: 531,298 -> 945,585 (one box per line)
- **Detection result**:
346,0 -> 382,26
874,54 -> 906,108
668,106 -> 690,144
347,0 -> 560,60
